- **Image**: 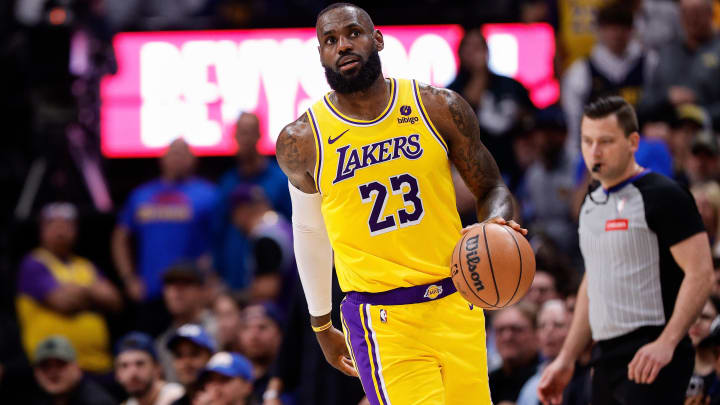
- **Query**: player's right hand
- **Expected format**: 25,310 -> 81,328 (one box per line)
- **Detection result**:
315,327 -> 358,377
537,356 -> 574,405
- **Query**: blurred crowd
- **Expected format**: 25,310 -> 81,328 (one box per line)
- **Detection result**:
4,0 -> 720,404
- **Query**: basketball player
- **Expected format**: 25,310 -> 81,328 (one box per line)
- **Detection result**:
537,96 -> 714,405
275,3 -> 524,404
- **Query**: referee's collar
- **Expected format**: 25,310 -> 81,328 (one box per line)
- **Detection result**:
602,169 -> 651,195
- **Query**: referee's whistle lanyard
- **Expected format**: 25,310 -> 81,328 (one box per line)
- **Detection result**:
586,167 -> 650,205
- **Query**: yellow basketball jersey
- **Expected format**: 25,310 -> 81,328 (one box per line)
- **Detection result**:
307,78 -> 462,293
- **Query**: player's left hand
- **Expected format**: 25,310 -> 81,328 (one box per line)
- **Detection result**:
627,338 -> 675,384
462,217 -> 527,236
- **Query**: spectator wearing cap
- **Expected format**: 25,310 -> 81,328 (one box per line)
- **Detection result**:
229,185 -> 295,310
30,336 -> 117,405
115,332 -> 184,405
165,324 -> 216,405
16,202 -> 123,374
562,2 -> 652,154
517,106 -> 579,258
237,303 -> 285,404
214,112 -> 292,291
686,297 -> 720,403
193,352 -> 253,405
671,103 -> 715,184
155,264 -> 217,384
112,139 -> 218,306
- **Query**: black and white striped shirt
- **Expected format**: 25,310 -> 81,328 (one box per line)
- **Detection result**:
578,171 -> 704,341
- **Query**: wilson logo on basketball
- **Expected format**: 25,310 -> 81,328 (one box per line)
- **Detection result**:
465,235 -> 485,292
424,285 -> 443,299
605,219 -> 629,231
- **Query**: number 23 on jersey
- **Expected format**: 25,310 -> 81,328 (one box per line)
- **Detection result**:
359,173 -> 424,236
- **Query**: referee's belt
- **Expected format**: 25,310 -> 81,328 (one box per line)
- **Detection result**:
345,277 -> 457,305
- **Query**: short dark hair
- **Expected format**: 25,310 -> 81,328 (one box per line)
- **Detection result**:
583,96 -> 639,136
317,2 -> 364,22
596,2 -> 634,28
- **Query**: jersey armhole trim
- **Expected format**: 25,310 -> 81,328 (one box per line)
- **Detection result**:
307,108 -> 324,195
412,80 -> 449,154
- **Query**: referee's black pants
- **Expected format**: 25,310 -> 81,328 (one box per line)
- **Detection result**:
591,326 -> 694,405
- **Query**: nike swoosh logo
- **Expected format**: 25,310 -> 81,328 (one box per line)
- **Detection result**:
328,129 -> 349,144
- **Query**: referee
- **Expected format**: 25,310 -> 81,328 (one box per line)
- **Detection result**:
537,96 -> 714,405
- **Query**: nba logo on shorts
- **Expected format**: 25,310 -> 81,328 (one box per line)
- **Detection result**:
424,284 -> 443,300
380,308 -> 388,323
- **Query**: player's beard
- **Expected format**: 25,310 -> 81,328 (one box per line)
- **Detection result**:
324,49 -> 382,94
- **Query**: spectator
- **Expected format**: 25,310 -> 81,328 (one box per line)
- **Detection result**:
447,27 -> 535,188
166,324 -> 216,405
238,303 -> 284,404
193,352 -> 253,405
516,300 -> 573,405
488,302 -> 541,404
686,10 -> 720,130
639,0 -> 720,125
563,2 -> 651,157
519,106 -> 578,256
670,104 -> 712,183
214,112 -> 291,290
16,202 -> 122,374
687,130 -> 720,185
633,0 -> 683,53
213,293 -> 244,353
691,181 -> 720,255
686,298 -> 720,403
229,185 -> 295,310
112,139 -> 217,310
156,264 -> 217,383
30,336 -> 117,405
115,332 -> 184,405
526,270 -> 561,309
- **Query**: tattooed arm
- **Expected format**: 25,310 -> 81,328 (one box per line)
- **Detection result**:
419,84 -> 518,223
276,114 -> 358,377
276,113 -> 317,192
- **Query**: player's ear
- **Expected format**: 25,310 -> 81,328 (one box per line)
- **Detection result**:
628,131 -> 640,152
374,29 -> 384,51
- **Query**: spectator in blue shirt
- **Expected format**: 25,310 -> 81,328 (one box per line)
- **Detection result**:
112,139 -> 218,305
214,113 -> 290,290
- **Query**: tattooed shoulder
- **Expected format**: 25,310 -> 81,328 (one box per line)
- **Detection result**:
419,83 -> 476,140
276,113 -> 314,176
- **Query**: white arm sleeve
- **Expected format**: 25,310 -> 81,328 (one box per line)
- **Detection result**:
289,181 -> 333,317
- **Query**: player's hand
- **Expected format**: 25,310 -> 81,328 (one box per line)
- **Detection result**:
537,356 -> 574,405
628,338 -> 675,384
462,217 -> 527,236
315,327 -> 358,377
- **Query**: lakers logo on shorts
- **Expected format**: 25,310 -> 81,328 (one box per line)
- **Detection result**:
424,284 -> 443,300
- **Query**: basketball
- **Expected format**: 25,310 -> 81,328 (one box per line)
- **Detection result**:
451,223 -> 535,309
